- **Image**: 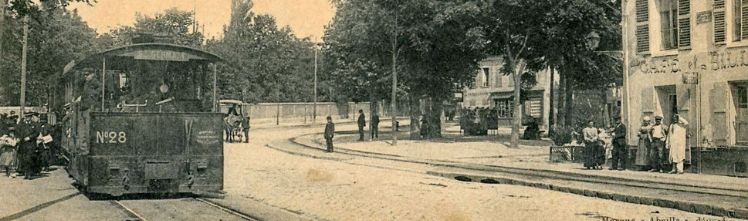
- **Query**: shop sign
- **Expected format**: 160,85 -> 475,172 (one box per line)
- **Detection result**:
682,72 -> 699,84
633,55 -> 706,75
710,48 -> 748,71
697,11 -> 712,24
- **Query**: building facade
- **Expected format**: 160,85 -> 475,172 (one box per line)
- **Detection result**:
462,56 -> 555,131
623,0 -> 748,175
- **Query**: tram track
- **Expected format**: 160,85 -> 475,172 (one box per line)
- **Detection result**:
268,133 -> 748,219
109,197 -> 260,221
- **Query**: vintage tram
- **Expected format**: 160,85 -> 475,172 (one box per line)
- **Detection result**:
49,42 -> 225,197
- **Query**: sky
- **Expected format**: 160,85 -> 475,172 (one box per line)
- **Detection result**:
69,0 -> 336,41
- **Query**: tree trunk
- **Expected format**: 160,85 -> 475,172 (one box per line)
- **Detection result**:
370,99 -> 378,140
600,89 -> 610,128
548,68 -> 555,134
564,78 -> 574,127
409,94 -> 421,139
426,96 -> 443,138
510,61 -> 524,148
558,72 -> 566,127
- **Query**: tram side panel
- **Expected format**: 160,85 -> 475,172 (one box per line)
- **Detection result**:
82,113 -> 224,196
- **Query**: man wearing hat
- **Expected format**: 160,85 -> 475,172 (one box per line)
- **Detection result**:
16,113 -> 39,179
649,115 -> 668,172
610,115 -> 628,170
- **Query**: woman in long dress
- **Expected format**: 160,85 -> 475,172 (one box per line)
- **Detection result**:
635,116 -> 652,170
666,114 -> 688,174
582,121 -> 601,169
0,131 -> 18,177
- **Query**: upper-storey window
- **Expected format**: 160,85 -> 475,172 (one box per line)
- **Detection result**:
659,0 -> 679,50
482,68 -> 490,87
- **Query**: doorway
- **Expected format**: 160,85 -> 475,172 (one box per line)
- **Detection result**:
656,85 -> 677,124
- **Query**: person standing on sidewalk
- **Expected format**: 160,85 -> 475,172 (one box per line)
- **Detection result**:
635,116 -> 652,170
666,114 -> 689,174
0,130 -> 18,177
610,116 -> 628,171
582,121 -> 600,170
649,116 -> 668,172
242,116 -> 250,143
357,109 -> 366,141
371,113 -> 380,140
324,116 -> 335,152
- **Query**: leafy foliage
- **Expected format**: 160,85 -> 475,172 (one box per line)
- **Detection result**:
0,5 -> 97,106
95,8 -> 204,48
206,0 -> 317,103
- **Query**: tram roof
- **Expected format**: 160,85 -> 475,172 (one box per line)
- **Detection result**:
62,43 -> 223,76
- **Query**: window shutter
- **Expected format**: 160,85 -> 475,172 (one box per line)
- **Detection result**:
677,85 -> 690,111
507,75 -> 514,87
678,0 -> 691,48
742,0 -> 748,40
641,87 -> 655,113
636,0 -> 650,53
496,70 -> 503,87
714,0 -> 726,44
710,82 -> 730,146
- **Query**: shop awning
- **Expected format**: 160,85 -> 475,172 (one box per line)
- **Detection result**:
489,92 -> 513,100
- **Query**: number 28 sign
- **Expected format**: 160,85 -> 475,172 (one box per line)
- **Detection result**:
96,131 -> 127,144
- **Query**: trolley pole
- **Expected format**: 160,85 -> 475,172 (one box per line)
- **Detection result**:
19,14 -> 29,121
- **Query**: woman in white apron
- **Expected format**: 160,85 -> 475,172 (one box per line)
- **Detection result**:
665,114 -> 688,174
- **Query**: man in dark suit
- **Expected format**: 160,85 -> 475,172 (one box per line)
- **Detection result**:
610,116 -> 628,171
357,109 -> 366,141
324,116 -> 335,152
16,114 -> 39,179
371,113 -> 380,140
242,116 -> 250,143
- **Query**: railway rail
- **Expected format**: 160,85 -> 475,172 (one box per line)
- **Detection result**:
110,197 -> 260,221
267,132 -> 748,219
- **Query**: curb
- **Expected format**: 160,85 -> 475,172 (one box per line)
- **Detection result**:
296,133 -> 748,194
427,171 -> 747,219
285,134 -> 748,219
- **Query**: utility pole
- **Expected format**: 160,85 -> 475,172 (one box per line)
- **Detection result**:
313,44 -> 318,125
0,0 -> 6,66
390,4 -> 398,146
20,14 -> 29,120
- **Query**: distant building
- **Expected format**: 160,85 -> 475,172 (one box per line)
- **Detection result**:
462,56 -> 556,131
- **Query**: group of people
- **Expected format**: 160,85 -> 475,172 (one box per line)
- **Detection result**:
577,114 -> 690,174
580,117 -> 626,170
0,112 -> 58,179
635,114 -> 690,174
357,109 -> 380,141
323,109 -> 381,153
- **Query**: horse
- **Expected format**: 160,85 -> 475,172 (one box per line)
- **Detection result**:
224,114 -> 242,143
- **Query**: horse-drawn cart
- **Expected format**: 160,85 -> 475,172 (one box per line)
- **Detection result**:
219,100 -> 250,143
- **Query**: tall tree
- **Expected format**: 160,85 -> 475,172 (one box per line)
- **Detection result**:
324,0 -> 488,138
0,4 -> 98,106
483,0 -> 621,147
206,0 -> 317,103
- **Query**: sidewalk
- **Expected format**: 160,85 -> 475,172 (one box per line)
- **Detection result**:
292,130 -> 748,219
